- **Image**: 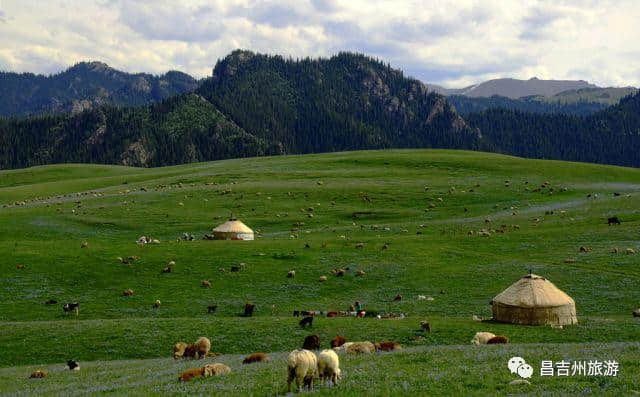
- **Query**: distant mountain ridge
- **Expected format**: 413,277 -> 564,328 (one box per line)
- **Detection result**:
0,62 -> 199,117
0,50 -> 639,169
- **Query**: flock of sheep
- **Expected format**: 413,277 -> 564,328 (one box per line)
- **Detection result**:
170,334 -> 400,392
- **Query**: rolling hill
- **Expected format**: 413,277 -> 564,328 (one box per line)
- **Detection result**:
0,150 -> 639,395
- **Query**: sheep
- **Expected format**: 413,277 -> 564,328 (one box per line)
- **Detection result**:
44,299 -> 57,305
317,349 -> 341,386
67,360 -> 80,371
29,370 -> 47,379
207,305 -> 217,314
243,303 -> 256,317
63,302 -> 79,316
193,337 -> 211,358
287,349 -> 318,393
303,335 -> 321,350
330,335 -> 346,348
203,363 -> 231,376
608,216 -> 621,225
334,341 -> 375,354
420,321 -> 431,332
123,289 -> 134,296
243,352 -> 269,364
579,246 -> 590,253
335,269 -> 346,277
81,241 -> 88,248
487,336 -> 509,344
201,280 -> 212,288
375,341 -> 401,351
299,316 -> 313,328
173,342 -> 188,359
393,294 -> 403,301
417,295 -> 426,300
355,242 -> 364,249
318,275 -> 327,282
178,367 -> 204,381
626,248 -> 636,255
355,270 -> 365,277
471,332 -> 496,345
153,300 -> 161,309
287,270 -> 296,278
632,309 -> 640,318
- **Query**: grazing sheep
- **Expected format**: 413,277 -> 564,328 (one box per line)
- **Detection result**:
203,363 -> 231,376
335,269 -> 346,277
611,247 -> 619,254
243,303 -> 256,317
67,360 -> 80,371
355,270 -> 365,277
173,342 -> 188,359
123,289 -> 134,296
487,336 -> 509,344
317,349 -> 341,386
303,335 -> 321,350
471,332 -> 496,345
393,294 -> 403,301
243,352 -> 269,364
178,367 -> 204,381
627,248 -> 636,255
63,303 -> 79,316
420,321 -> 431,332
355,242 -> 364,249
287,349 -> 318,393
608,216 -> 621,225
330,336 -> 346,348
153,300 -> 161,309
579,246 -> 590,253
16,264 -> 26,269
472,315 -> 483,322
632,309 -> 640,318
81,241 -> 88,248
193,337 -> 211,358
29,370 -> 47,379
299,316 -> 313,328
201,280 -> 211,288
207,305 -> 217,314
318,275 -> 327,282
287,270 -> 296,278
375,341 -> 401,351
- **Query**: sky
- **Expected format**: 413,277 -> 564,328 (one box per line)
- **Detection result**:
0,0 -> 638,88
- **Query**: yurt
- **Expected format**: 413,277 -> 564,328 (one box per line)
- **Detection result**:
491,273 -> 577,326
211,218 -> 254,240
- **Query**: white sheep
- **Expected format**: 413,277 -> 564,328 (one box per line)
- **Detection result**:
287,349 -> 318,392
471,331 -> 496,345
333,341 -> 375,354
317,349 -> 341,386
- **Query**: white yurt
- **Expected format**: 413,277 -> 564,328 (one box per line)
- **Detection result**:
491,273 -> 577,326
211,218 -> 254,240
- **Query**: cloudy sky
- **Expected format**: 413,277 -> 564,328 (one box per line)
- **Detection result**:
0,0 -> 638,87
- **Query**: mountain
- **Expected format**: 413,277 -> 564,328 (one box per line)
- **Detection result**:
0,51 -> 479,169
448,95 -> 610,116
451,77 -> 597,98
196,50 -> 479,154
0,62 -> 199,117
0,93 -> 278,168
468,91 -> 640,167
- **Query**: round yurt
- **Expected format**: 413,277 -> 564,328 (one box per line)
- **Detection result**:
491,273 -> 577,326
212,218 -> 254,240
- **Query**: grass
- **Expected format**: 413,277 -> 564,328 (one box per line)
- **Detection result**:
1,149 -> 639,395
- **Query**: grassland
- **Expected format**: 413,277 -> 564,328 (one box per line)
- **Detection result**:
0,149 -> 639,395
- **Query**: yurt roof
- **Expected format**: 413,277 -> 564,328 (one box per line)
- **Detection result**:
212,219 -> 254,234
492,274 -> 574,308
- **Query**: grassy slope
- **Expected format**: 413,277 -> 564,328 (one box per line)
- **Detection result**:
0,149 -> 639,394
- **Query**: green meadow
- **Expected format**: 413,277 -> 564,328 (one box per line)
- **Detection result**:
0,149 -> 638,395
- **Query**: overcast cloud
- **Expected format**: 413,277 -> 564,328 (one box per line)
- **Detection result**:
0,0 -> 638,87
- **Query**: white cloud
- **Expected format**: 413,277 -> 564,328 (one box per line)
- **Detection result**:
0,0 -> 638,87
